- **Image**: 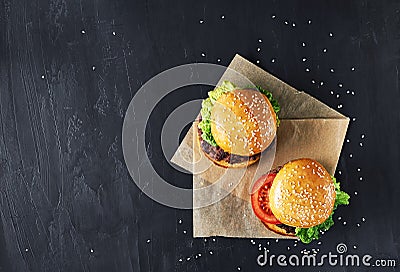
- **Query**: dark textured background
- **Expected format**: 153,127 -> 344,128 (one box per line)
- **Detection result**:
1,0 -> 400,271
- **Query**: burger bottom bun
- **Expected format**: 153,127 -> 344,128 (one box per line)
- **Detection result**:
202,150 -> 260,168
263,222 -> 296,237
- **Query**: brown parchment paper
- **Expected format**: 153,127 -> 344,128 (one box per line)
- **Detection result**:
171,54 -> 349,238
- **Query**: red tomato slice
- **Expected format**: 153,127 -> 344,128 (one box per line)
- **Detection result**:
251,173 -> 281,224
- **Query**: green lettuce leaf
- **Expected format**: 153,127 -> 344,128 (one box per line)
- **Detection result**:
295,176 -> 350,244
198,81 -> 236,146
198,81 -> 281,146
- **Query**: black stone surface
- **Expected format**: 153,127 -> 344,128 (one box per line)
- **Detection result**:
0,0 -> 399,271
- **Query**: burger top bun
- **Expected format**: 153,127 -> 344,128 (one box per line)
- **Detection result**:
269,158 -> 336,228
210,89 -> 277,156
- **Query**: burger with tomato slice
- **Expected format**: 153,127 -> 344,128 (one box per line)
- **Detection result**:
197,81 -> 280,168
251,158 -> 350,243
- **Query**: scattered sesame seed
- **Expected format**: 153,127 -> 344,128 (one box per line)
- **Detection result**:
25,248 -> 29,252
178,219 -> 182,224
323,48 -> 327,53
353,245 -> 357,249
338,83 -> 343,88
41,75 -> 45,79
183,230 -> 187,234
329,32 -> 333,37
338,216 -> 342,220
112,31 -> 116,36
92,66 -> 96,71
302,58 -> 307,62
359,177 -> 363,181
349,153 -> 353,158
81,30 -> 86,34
221,15 -> 225,19
305,68 -> 310,72
362,217 -> 366,222
357,223 -> 361,227
217,58 -> 221,62
147,239 -> 151,243
201,53 -> 206,57
320,81 -> 324,86
354,191 -> 358,195
308,20 -> 312,24
292,22 -> 296,27
257,47 -> 261,52
272,15 -> 276,19
330,68 -> 335,73
187,257 -> 191,261
179,258 -> 182,262
258,39 -> 262,43
256,60 -> 260,64
343,221 -> 347,225
90,249 -> 94,253
284,20 -> 289,25
311,80 -> 315,84
271,58 -> 275,63
351,67 -> 355,71
361,134 -> 365,139
337,104 -> 343,109
199,20 -> 204,24
209,251 -> 213,255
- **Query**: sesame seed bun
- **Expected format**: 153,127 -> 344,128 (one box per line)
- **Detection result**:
269,158 -> 336,228
210,89 -> 277,157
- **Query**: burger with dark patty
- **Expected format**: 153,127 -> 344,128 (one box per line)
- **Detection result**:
251,158 -> 350,243
197,81 -> 280,168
